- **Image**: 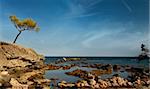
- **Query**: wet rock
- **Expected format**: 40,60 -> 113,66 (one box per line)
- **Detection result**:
101,64 -> 112,70
47,65 -> 60,70
65,69 -> 89,79
113,64 -> 121,71
113,74 -> 119,77
47,64 -> 76,70
90,64 -> 113,76
91,69 -> 112,76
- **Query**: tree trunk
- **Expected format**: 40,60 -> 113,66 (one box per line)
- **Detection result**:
13,31 -> 22,43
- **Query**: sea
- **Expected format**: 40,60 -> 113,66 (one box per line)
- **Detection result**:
44,57 -> 149,85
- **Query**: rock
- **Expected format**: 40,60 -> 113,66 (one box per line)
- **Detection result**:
0,42 -> 44,67
63,57 -> 67,61
75,80 -> 90,88
34,79 -> 51,84
111,77 -> 119,87
89,79 -> 96,85
87,73 -> 95,79
43,86 -> 50,89
10,78 -> 21,85
7,59 -> 31,68
98,79 -> 108,88
0,71 -> 10,84
55,58 -> 80,64
66,83 -> 75,87
117,77 -> 127,86
113,74 -> 119,77
101,64 -> 112,70
128,82 -> 133,86
113,64 -> 121,71
107,81 -> 112,87
10,78 -> 29,89
0,71 -> 9,76
0,42 -> 49,88
136,79 -> 141,85
61,81 -> 67,84
65,69 -> 89,79
58,81 -> 75,88
94,83 -> 100,88
82,80 -> 89,87
75,82 -> 82,88
91,69 -> 112,76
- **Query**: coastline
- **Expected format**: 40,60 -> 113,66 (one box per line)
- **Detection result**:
0,42 -> 149,89
45,57 -> 150,89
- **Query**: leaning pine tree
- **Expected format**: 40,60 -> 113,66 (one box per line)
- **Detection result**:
9,15 -> 40,43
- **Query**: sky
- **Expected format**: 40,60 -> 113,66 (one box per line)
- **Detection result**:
0,0 -> 149,56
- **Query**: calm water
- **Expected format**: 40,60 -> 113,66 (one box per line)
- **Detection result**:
44,57 -> 149,84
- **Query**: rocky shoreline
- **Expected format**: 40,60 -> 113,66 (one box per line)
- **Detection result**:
46,58 -> 150,89
58,68 -> 150,89
0,42 -> 149,89
0,42 -> 50,89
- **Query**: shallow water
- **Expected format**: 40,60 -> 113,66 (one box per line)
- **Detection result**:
44,57 -> 149,83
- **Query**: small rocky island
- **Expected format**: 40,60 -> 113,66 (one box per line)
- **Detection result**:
0,42 -> 50,89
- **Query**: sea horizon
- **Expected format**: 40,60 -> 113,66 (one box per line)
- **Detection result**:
45,56 -> 140,58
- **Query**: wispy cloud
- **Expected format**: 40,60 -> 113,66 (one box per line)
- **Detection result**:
65,12 -> 99,19
86,0 -> 103,9
64,0 -> 101,19
82,31 -> 110,48
121,0 -> 132,12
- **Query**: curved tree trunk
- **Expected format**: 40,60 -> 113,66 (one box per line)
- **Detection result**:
13,31 -> 22,43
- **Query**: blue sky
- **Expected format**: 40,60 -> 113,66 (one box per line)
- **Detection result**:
0,0 -> 149,56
